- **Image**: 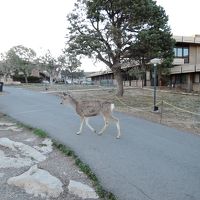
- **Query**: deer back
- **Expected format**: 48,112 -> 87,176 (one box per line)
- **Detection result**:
76,100 -> 112,117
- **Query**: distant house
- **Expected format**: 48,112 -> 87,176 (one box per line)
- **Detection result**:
87,35 -> 200,92
86,70 -> 115,86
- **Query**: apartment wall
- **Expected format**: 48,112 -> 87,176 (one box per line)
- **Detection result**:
189,44 -> 200,65
193,84 -> 200,92
197,46 -> 200,64
189,45 -> 196,64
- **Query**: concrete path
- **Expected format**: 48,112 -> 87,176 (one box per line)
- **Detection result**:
1,86 -> 200,200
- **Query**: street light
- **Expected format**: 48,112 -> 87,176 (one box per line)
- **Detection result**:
150,58 -> 161,112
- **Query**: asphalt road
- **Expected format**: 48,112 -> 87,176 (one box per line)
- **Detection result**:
1,86 -> 200,200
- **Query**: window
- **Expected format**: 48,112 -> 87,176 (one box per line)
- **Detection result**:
183,48 -> 189,57
181,74 -> 187,84
174,45 -> 189,63
177,48 -> 182,57
175,74 -> 181,84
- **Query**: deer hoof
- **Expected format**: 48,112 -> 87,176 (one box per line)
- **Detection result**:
116,136 -> 120,139
93,130 -> 97,133
76,132 -> 81,135
98,132 -> 103,135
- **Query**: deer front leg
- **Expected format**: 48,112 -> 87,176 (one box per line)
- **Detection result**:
77,117 -> 85,135
98,121 -> 109,135
85,117 -> 96,133
105,115 -> 121,139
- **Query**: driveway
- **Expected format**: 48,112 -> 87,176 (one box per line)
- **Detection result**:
1,86 -> 200,200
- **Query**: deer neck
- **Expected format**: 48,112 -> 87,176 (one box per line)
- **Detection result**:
68,96 -> 78,108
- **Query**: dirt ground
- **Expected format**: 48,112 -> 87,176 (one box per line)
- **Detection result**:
0,113 -> 100,200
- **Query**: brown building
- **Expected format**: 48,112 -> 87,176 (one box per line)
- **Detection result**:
88,35 -> 200,92
170,35 -> 200,92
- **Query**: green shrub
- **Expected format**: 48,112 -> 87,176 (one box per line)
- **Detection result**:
12,75 -> 42,83
33,129 -> 48,138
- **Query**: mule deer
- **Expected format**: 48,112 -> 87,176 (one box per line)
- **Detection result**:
60,92 -> 121,139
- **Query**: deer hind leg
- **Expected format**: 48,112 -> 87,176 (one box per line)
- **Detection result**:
85,117 -> 96,133
98,116 -> 109,135
77,116 -> 85,135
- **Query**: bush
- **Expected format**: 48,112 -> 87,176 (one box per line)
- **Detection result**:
12,75 -> 25,83
28,76 -> 42,83
12,75 -> 42,83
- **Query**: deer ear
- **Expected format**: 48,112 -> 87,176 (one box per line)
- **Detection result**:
63,92 -> 67,96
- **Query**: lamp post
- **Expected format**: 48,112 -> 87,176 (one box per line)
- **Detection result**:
150,58 -> 161,112
153,63 -> 157,111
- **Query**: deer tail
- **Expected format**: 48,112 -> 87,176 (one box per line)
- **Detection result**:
111,103 -> 115,112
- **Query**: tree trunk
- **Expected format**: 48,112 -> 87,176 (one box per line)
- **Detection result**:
71,76 -> 73,84
64,76 -> 67,84
50,76 -> 53,85
24,74 -> 28,83
114,70 -> 124,96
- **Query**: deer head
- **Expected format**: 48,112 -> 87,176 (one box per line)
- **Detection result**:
60,92 -> 70,105
60,92 -> 76,105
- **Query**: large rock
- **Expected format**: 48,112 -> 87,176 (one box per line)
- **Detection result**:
7,165 -> 63,198
0,122 -> 22,131
0,138 -> 48,168
0,173 -> 4,178
0,155 -> 33,168
0,137 -> 46,162
34,138 -> 53,154
68,180 -> 99,199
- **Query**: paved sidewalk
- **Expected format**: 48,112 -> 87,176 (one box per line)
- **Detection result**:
1,86 -> 200,200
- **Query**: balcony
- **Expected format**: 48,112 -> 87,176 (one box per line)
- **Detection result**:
170,64 -> 196,74
173,58 -> 184,65
170,66 -> 182,74
196,64 -> 200,72
182,65 -> 195,73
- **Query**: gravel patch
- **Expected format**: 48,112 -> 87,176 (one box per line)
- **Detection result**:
0,115 -> 100,200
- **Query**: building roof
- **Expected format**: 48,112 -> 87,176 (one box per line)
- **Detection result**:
173,35 -> 200,44
86,70 -> 112,77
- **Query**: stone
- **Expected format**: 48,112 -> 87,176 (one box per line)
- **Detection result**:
0,138 -> 47,168
7,165 -> 63,198
0,155 -> 33,168
0,149 -> 5,156
34,138 -> 53,154
68,180 -> 99,199
0,122 -> 16,126
0,138 -> 46,162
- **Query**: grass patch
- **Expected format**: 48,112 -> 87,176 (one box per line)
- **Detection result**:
33,128 -> 48,138
18,123 -> 35,131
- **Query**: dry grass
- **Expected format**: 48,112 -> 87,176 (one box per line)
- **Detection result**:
17,83 -> 200,135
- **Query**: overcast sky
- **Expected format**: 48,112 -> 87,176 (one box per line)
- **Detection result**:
0,0 -> 199,71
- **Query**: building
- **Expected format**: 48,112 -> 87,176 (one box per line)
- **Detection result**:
87,35 -> 200,92
170,35 -> 200,92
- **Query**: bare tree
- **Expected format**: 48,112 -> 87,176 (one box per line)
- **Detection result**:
39,50 -> 58,85
58,53 -> 82,84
